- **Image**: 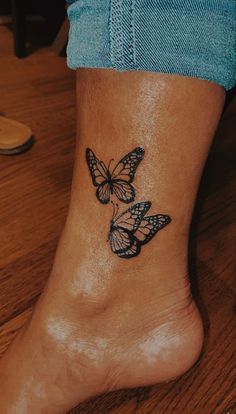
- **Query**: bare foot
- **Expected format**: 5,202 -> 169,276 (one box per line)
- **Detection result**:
0,69 -> 224,414
0,222 -> 203,413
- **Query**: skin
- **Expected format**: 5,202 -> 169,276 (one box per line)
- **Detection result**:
0,69 -> 225,414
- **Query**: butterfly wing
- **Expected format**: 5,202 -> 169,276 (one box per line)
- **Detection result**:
134,214 -> 171,245
86,148 -> 111,204
118,214 -> 171,258
96,182 -> 111,205
110,147 -> 145,204
109,202 -> 151,258
112,180 -> 135,204
86,148 -> 109,186
113,202 -> 151,233
109,228 -> 133,254
117,239 -> 141,259
110,206 -> 171,259
111,147 -> 145,183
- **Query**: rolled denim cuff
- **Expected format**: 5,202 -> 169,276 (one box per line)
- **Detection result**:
67,0 -> 236,91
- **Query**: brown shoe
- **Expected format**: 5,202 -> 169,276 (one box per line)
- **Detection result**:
0,116 -> 34,155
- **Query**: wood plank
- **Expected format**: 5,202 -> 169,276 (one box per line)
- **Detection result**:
0,308 -> 32,356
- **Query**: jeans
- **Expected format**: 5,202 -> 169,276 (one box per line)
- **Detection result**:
66,0 -> 236,91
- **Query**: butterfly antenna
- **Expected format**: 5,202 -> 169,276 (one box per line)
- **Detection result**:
108,158 -> 114,173
115,203 -> 119,218
100,160 -> 107,172
111,200 -> 116,220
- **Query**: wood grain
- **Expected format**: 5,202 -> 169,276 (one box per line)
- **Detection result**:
0,25 -> 235,414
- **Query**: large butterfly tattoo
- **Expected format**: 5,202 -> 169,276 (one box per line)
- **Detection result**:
108,201 -> 171,259
86,147 -> 145,204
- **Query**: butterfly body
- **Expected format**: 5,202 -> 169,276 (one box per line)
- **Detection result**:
108,202 -> 171,259
86,147 -> 145,204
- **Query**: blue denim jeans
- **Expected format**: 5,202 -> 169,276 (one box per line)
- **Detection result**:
66,0 -> 236,91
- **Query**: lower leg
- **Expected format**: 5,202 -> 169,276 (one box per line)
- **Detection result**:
0,70 -> 225,413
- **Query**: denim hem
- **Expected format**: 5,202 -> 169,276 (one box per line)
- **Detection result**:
109,0 -> 136,70
66,0 -> 236,91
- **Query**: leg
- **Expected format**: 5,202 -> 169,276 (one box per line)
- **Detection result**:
0,69 -> 225,413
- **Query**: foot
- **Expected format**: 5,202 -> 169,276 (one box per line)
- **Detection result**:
0,214 -> 203,413
0,69 -> 224,414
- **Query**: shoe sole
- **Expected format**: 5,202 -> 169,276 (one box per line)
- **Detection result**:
0,135 -> 35,155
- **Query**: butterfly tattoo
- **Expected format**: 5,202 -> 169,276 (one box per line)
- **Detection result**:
108,201 -> 171,259
86,147 -> 145,204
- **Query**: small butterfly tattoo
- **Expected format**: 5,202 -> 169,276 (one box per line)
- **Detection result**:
86,147 -> 145,204
108,201 -> 171,259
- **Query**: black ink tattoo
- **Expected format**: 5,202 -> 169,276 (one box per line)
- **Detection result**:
85,147 -> 172,259
108,201 -> 171,259
86,147 -> 145,204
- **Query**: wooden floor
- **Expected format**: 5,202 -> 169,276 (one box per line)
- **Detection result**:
0,25 -> 235,414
